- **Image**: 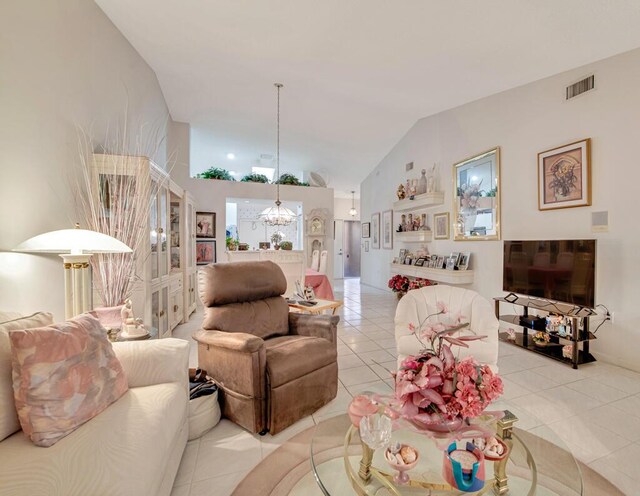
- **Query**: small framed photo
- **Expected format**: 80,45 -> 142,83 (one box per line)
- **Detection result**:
434,212 -> 450,240
458,252 -> 471,271
436,255 -> 445,269
450,252 -> 461,267
429,254 -> 438,268
414,257 -> 426,267
362,222 -> 371,238
371,213 -> 380,249
445,256 -> 457,271
538,138 -> 591,210
399,249 -> 407,264
196,212 -> 216,238
196,240 -> 216,265
382,210 -> 393,250
259,241 -> 271,250
365,240 -> 370,252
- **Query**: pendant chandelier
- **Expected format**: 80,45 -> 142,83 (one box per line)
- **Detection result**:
259,83 -> 296,227
349,190 -> 357,216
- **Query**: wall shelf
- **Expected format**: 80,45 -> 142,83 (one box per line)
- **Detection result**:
393,192 -> 445,212
395,230 -> 432,243
390,263 -> 474,285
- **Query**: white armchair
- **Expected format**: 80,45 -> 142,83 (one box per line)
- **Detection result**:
395,285 -> 499,371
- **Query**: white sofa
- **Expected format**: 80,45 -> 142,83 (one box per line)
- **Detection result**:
0,337 -> 190,496
395,285 -> 499,371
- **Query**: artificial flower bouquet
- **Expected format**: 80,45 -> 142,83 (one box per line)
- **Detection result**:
393,302 -> 503,427
388,274 -> 410,293
408,278 -> 434,291
532,331 -> 551,347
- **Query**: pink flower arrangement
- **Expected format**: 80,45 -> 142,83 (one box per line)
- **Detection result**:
458,182 -> 483,210
408,278 -> 434,291
393,302 -> 503,425
388,274 -> 410,293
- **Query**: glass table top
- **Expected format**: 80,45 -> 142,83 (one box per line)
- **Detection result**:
308,409 -> 583,496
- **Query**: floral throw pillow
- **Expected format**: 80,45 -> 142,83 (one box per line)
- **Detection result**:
9,314 -> 128,447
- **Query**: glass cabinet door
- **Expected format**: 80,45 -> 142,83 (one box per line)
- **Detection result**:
150,180 -> 159,280
160,286 -> 169,336
187,200 -> 195,269
158,187 -> 168,278
151,290 -> 159,332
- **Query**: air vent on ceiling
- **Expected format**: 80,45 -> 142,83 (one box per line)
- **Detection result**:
566,75 -> 595,100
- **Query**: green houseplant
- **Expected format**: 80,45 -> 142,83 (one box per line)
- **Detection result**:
241,173 -> 269,183
195,167 -> 236,181
275,173 -> 308,186
280,241 -> 293,250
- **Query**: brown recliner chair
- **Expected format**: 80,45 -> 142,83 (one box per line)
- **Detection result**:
193,260 -> 339,435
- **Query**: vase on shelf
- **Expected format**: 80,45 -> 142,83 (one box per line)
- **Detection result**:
418,169 -> 427,195
461,206 -> 478,233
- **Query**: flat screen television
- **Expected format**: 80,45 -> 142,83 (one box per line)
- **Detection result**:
503,240 -> 596,308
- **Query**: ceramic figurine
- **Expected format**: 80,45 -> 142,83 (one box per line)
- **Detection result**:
406,180 -> 411,197
397,184 -> 406,200
410,179 -> 418,197
421,213 -> 428,230
400,214 -> 407,231
427,163 -> 437,193
413,219 -> 420,231
120,299 -> 148,339
417,169 -> 427,195
407,214 -> 413,231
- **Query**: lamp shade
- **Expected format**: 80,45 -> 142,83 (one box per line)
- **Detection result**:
13,229 -> 132,255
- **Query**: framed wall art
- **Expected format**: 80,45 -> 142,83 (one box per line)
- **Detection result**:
371,213 -> 380,249
434,212 -> 450,240
382,210 -> 393,249
362,222 -> 371,238
196,240 -> 216,265
196,212 -> 216,238
538,138 -> 591,211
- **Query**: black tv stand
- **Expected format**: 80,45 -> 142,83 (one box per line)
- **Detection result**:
494,295 -> 597,369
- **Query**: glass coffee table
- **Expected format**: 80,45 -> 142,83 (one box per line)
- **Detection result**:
309,410 -> 583,495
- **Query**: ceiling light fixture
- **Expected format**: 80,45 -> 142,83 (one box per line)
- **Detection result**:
259,83 -> 295,227
227,153 -> 235,160
349,190 -> 357,217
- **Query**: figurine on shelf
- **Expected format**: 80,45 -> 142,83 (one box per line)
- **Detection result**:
410,179 -> 418,197
397,184 -> 406,200
407,214 -> 413,231
420,213 -> 428,230
427,163 -> 437,193
405,180 -> 411,198
400,214 -> 407,232
413,218 -> 420,231
120,299 -> 148,339
418,169 -> 427,195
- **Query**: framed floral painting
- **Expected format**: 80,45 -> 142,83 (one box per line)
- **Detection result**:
382,210 -> 393,249
371,213 -> 380,249
538,138 -> 591,210
196,240 -> 216,265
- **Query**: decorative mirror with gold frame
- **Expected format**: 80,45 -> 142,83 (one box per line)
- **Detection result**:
453,147 -> 501,241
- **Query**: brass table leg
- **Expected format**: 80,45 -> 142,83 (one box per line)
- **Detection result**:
494,410 -> 518,495
358,442 -> 375,482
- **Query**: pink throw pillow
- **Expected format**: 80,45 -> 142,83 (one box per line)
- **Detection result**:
9,314 -> 128,447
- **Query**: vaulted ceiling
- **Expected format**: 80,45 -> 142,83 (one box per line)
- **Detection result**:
96,0 -> 640,196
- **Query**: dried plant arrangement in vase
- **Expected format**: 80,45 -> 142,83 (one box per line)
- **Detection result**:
74,120 -> 171,323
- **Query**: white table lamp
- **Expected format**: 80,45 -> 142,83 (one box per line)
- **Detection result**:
14,226 -> 132,319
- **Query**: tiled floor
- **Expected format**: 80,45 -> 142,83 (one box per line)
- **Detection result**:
172,279 -> 640,495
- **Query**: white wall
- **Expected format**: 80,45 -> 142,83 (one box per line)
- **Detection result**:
361,48 -> 640,371
334,197 -> 361,221
0,0 -> 170,319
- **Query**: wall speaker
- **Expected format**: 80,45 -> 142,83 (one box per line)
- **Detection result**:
592,211 -> 608,233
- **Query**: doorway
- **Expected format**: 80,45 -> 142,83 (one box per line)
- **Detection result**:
343,220 -> 361,278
